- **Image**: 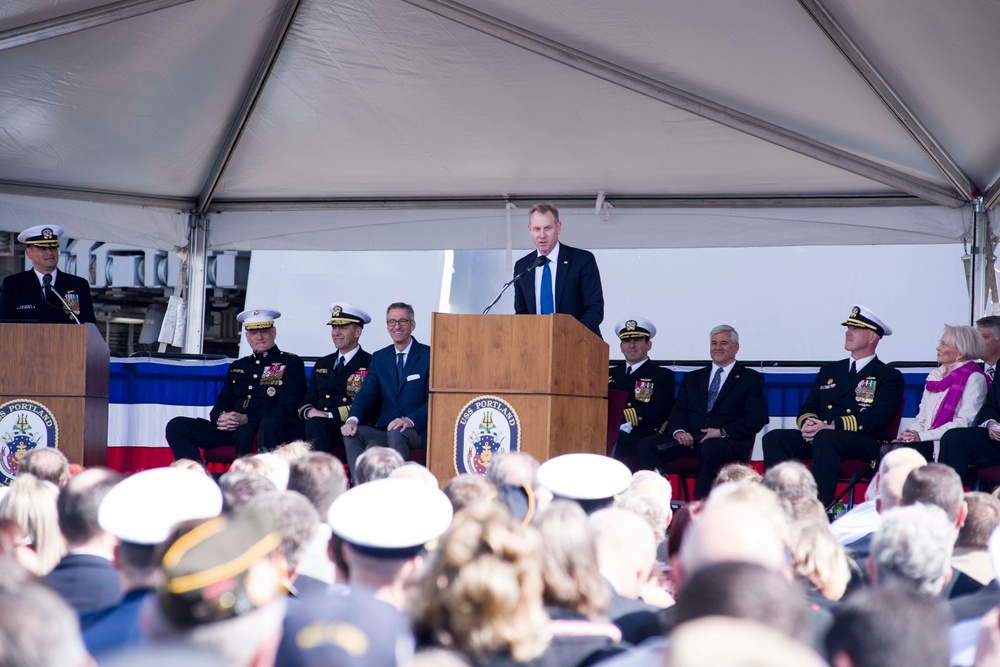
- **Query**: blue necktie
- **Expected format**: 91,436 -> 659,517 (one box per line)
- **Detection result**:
396,352 -> 405,383
707,367 -> 723,412
539,257 -> 554,315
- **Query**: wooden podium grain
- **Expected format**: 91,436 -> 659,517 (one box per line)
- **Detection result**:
427,313 -> 609,482
0,323 -> 109,467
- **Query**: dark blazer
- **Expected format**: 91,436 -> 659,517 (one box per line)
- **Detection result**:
348,338 -> 431,436
0,269 -> 96,324
298,348 -> 373,422
512,243 -> 604,336
975,369 -> 1000,424
665,363 -> 768,442
609,361 -> 675,437
44,553 -> 121,613
798,357 -> 903,440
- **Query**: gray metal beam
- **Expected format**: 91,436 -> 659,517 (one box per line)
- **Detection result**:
0,0 -> 197,52
208,193 -> 930,212
796,0 -> 977,202
183,213 -> 209,354
400,0 -> 964,209
0,179 -> 193,209
195,0 -> 304,214
984,178 -> 1000,210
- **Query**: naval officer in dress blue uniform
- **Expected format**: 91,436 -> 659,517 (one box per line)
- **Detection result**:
0,225 -> 96,324
165,308 -> 307,461
608,317 -> 675,468
762,305 -> 904,506
299,302 -> 374,455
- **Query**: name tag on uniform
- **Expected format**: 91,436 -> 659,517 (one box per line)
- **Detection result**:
407,374 -> 421,381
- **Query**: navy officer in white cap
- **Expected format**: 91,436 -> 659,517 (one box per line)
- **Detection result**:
0,224 -> 95,323
166,308 -> 307,461
609,317 -> 675,469
763,304 -> 904,506
298,302 -> 373,455
537,453 -> 632,514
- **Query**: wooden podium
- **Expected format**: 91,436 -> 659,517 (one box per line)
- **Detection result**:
0,323 -> 109,468
427,313 -> 609,482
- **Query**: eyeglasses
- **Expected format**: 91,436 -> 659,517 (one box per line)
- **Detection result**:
386,319 -> 412,327
938,340 -> 957,348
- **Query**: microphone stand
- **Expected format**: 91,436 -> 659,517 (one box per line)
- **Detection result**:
45,283 -> 82,324
483,256 -> 546,314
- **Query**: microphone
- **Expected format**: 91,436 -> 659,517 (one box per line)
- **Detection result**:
483,255 -> 547,315
42,277 -> 82,324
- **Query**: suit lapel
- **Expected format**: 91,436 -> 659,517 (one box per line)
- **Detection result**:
554,245 -> 569,311
395,342 -> 422,396
333,350 -> 364,384
712,363 -> 741,408
521,254 -> 538,314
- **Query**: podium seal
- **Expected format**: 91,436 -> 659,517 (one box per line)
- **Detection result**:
0,399 -> 58,486
454,395 -> 521,476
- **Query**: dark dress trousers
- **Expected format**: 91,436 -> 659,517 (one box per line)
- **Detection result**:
512,243 -> 604,336
165,345 -> 307,460
637,363 -> 768,499
609,360 -> 675,461
298,348 -> 373,454
44,553 -> 121,613
939,374 -> 1000,483
0,269 -> 96,323
762,357 -> 903,505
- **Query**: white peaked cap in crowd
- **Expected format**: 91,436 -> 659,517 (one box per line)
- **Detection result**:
98,467 -> 223,545
327,478 -> 453,558
537,453 -> 632,507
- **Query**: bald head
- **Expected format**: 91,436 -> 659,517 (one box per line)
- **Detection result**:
877,467 -> 911,514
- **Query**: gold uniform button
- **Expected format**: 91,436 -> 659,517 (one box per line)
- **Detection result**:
827,405 -> 833,410
846,409 -> 852,414
342,398 -> 348,402
248,385 -> 253,390
325,394 -> 331,399
253,374 -> 258,378
255,360 -> 260,365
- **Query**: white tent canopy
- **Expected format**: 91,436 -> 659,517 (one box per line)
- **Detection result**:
0,0 -> 997,348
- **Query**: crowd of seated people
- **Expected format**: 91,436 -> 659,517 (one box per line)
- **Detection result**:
5,439 -> 1000,667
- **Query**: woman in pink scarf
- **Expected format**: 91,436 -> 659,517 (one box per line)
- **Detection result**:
897,325 -> 988,460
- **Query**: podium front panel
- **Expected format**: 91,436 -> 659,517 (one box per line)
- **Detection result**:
427,392 -> 606,483
0,395 -> 108,472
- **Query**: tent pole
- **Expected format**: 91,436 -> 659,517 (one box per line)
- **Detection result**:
183,213 -> 208,354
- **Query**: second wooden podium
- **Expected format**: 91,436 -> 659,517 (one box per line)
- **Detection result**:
427,313 -> 609,482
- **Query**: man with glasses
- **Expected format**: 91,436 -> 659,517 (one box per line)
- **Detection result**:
165,308 -> 307,461
341,302 -> 430,478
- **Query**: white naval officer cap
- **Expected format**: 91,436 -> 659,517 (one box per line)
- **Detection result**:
327,302 -> 373,327
17,225 -> 64,248
237,308 -> 280,330
615,317 -> 656,341
326,478 -> 453,558
842,304 -> 892,337
537,453 -> 632,514
98,467 -> 223,545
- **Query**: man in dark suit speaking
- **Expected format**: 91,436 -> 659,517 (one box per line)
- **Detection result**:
636,325 -> 769,499
341,302 -> 430,477
0,224 -> 96,324
513,203 -> 604,336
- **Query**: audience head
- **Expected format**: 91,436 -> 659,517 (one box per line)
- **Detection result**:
242,491 -> 320,584
957,491 -> 1000,550
56,467 -> 122,549
0,518 -> 40,574
228,455 -> 270,477
0,473 -> 64,574
287,452 -> 348,518
762,461 -> 818,502
251,453 -> 290,491
877,466 -> 911,514
590,506 -> 657,600
409,502 -> 550,664
535,500 -> 610,620
353,447 -> 404,485
621,470 -> 673,542
219,472 -> 277,514
486,451 -> 541,493
18,447 -> 70,488
825,587 -> 950,667
669,616 -> 825,667
170,458 -> 208,474
151,507 -> 287,666
789,517 -> 850,601
901,463 -> 966,525
674,561 -> 809,643
272,440 -> 312,463
442,474 -> 495,513
0,577 -> 92,667
536,453 -> 631,514
869,503 -> 954,595
712,462 -> 762,487
868,446 -> 926,502
389,461 -> 439,486
976,315 -> 1000,364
